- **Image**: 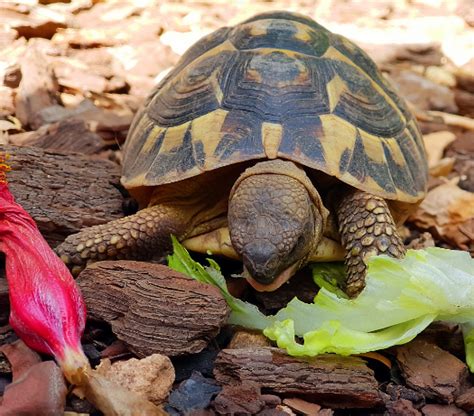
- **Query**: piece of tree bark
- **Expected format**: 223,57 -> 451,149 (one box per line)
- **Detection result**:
420,404 -> 467,416
77,261 -> 230,357
385,399 -> 421,416
213,381 -> 266,415
15,39 -> 60,129
36,99 -> 134,144
394,340 -> 470,404
214,347 -> 383,409
455,387 -> 474,412
2,144 -> 123,246
9,119 -> 106,154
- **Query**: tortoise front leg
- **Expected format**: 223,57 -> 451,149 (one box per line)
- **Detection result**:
335,189 -> 406,297
55,204 -> 191,275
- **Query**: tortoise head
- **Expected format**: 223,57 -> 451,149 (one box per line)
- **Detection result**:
228,160 -> 325,291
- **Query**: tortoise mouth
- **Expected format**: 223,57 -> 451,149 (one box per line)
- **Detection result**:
244,263 -> 299,292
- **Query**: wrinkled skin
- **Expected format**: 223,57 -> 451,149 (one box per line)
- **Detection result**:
228,173 -> 323,288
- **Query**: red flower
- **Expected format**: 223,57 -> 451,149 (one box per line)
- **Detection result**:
0,155 -> 88,380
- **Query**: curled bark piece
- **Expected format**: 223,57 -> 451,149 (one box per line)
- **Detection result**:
77,261 -> 230,357
214,347 -> 383,409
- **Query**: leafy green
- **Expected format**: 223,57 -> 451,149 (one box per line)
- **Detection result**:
168,236 -> 271,329
168,238 -> 474,371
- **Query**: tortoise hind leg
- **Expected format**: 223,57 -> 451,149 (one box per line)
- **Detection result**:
55,204 -> 192,275
335,189 -> 406,297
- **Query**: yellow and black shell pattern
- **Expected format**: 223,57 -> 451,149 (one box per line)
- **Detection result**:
123,11 -> 428,204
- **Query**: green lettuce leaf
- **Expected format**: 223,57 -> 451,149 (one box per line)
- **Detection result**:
167,238 -> 474,371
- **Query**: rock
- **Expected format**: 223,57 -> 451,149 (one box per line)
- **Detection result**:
214,347 -> 383,408
77,262 -> 229,357
394,340 -> 469,403
213,381 -> 266,415
0,361 -> 67,416
166,372 -> 221,414
97,354 -> 175,405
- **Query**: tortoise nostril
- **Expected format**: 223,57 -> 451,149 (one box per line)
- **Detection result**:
242,241 -> 279,284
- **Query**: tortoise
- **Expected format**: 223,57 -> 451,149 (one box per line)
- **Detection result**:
56,11 -> 428,297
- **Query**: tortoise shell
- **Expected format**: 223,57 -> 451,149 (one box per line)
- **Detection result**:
122,11 -> 428,204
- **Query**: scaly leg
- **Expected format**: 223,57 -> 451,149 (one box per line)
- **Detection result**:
55,204 -> 193,275
335,189 -> 406,297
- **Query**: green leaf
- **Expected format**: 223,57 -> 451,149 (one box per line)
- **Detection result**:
168,238 -> 474,372
167,236 -> 271,330
311,262 -> 348,298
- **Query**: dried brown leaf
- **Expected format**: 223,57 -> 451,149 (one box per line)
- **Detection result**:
423,131 -> 457,168
0,340 -> 41,381
409,180 -> 474,251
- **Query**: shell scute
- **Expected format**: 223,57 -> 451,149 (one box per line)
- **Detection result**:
123,11 -> 428,204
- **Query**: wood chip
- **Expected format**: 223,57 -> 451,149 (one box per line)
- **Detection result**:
385,399 -> 422,416
0,4 -> 68,39
213,381 -> 266,415
388,70 -> 457,113
2,144 -> 123,246
423,131 -> 457,168
394,340 -> 469,403
283,398 -> 322,415
427,111 -> 474,130
429,157 -> 455,177
0,361 -> 67,415
409,179 -> 474,253
420,404 -> 467,416
455,387 -> 474,412
36,99 -> 134,143
228,330 -> 272,349
214,347 -> 383,409
9,119 -> 106,154
15,39 -> 60,129
454,88 -> 474,117
77,261 -> 230,357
